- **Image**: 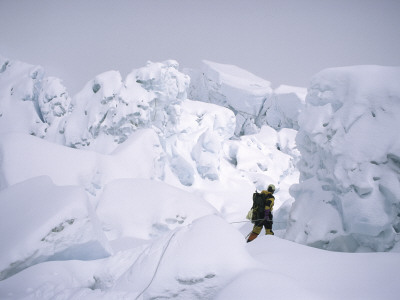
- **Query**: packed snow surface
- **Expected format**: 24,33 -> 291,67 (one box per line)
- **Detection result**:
0,55 -> 399,299
1,235 -> 399,299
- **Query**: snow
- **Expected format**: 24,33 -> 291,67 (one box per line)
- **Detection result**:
96,179 -> 217,243
1,235 -> 399,299
0,176 -> 111,281
286,65 -> 400,252
0,55 -> 399,299
0,57 -> 47,137
218,236 -> 400,300
186,61 -> 306,135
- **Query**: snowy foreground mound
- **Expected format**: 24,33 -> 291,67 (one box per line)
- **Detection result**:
286,66 -> 400,252
0,55 -> 400,298
1,235 -> 399,299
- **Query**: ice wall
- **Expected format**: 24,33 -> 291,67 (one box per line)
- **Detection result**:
286,66 -> 400,252
186,60 -> 306,135
63,60 -> 190,153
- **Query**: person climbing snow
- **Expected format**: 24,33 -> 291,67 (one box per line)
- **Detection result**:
247,184 -> 275,243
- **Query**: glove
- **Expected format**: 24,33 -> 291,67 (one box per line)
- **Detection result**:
246,209 -> 253,220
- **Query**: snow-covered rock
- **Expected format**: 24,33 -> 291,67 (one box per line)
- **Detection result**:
286,65 -> 400,252
0,176 -> 111,281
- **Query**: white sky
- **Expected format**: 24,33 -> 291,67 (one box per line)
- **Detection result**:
0,0 -> 399,94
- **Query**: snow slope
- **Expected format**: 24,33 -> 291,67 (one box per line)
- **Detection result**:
218,236 -> 400,300
1,235 -> 399,299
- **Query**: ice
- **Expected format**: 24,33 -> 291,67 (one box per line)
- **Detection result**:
96,178 -> 217,242
113,215 -> 256,299
0,56 -> 47,137
186,61 -> 306,135
0,129 -> 168,198
286,65 -> 400,252
257,84 -> 306,130
0,176 -> 111,281
0,132 -> 101,190
1,55 -> 400,298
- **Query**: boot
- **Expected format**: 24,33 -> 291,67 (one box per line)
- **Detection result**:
266,229 -> 274,235
247,232 -> 259,243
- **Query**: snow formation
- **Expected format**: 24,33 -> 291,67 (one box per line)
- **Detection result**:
286,66 -> 400,252
186,60 -> 306,135
0,176 -> 111,281
0,54 -> 399,299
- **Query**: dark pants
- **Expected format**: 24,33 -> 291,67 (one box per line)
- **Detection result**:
252,212 -> 273,235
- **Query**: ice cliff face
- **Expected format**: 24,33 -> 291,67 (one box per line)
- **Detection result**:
63,60 -> 190,153
0,58 -> 47,137
186,60 -> 306,135
286,66 -> 400,252
0,56 -> 298,193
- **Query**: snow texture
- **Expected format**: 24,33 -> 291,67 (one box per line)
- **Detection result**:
286,66 -> 400,252
186,60 -> 306,135
0,55 -> 399,299
0,176 -> 111,281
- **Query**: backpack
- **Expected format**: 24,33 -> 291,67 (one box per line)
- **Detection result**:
250,191 -> 269,224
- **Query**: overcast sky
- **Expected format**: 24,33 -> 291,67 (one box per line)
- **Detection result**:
1,0 -> 399,94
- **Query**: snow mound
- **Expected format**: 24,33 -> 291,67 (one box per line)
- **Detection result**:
286,65 -> 400,252
114,215 -> 256,299
0,130 -> 165,194
0,132 -> 100,190
96,178 -> 217,241
0,176 -> 111,281
186,61 -> 306,135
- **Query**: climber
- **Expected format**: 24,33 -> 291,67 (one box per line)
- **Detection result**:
247,184 -> 275,243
